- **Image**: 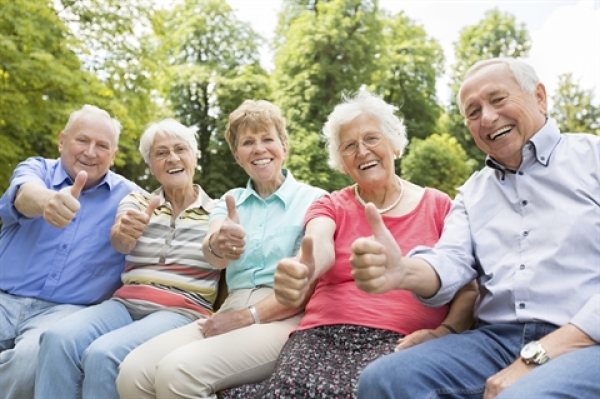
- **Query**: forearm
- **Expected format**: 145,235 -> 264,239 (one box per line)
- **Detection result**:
398,257 -> 442,298
540,323 -> 597,359
437,279 -> 478,333
14,182 -> 53,218
252,293 -> 304,323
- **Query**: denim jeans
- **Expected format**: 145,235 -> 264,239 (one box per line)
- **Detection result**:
34,299 -> 192,399
356,322 -> 583,399
0,290 -> 84,399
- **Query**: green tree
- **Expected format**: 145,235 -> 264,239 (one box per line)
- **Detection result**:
0,0 -> 106,193
273,0 -> 382,191
371,11 -> 444,143
446,9 -> 531,171
401,133 -> 472,197
151,0 -> 269,198
55,0 -> 162,189
551,73 -> 600,135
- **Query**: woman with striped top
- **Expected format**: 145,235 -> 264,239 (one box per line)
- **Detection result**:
35,119 -> 218,399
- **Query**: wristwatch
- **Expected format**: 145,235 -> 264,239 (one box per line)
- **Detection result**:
520,341 -> 550,365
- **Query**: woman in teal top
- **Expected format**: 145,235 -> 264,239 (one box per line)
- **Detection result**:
116,100 -> 326,399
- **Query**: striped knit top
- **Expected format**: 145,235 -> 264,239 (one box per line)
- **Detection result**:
111,185 -> 220,320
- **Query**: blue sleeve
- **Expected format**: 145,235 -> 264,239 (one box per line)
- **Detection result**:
0,157 -> 49,225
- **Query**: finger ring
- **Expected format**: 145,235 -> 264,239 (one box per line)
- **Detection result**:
232,246 -> 237,255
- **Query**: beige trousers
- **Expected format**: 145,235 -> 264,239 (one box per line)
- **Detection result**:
116,287 -> 301,399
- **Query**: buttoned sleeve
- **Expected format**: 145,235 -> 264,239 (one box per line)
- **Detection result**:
409,189 -> 479,307
570,294 -> 600,343
0,157 -> 49,223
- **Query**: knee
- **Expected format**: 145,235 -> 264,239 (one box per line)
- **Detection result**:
357,353 -> 410,399
154,354 -> 206,396
116,352 -> 154,397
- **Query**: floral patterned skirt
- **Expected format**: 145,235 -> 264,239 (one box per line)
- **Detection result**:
221,324 -> 402,399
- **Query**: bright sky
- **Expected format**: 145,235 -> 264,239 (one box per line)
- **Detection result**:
226,0 -> 600,106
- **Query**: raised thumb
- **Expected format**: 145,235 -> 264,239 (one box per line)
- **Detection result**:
298,235 -> 316,279
225,194 -> 239,223
145,196 -> 161,217
70,170 -> 88,198
364,203 -> 390,242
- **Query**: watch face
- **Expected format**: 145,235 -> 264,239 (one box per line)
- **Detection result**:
521,342 -> 538,358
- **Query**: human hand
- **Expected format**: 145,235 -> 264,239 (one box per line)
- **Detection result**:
114,196 -> 160,244
43,170 -> 87,228
197,310 -> 250,337
213,195 -> 246,260
350,203 -> 404,294
484,359 -> 534,399
274,236 -> 315,308
394,328 -> 446,352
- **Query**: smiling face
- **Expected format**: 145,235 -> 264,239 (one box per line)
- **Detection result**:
234,125 -> 288,188
339,113 -> 397,188
59,114 -> 118,189
148,133 -> 196,191
460,63 -> 547,169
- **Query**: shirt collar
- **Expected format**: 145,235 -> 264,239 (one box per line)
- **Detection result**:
485,119 -> 561,175
237,169 -> 295,210
51,161 -> 112,191
152,184 -> 217,212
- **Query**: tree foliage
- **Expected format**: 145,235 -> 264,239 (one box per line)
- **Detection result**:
401,133 -> 472,197
0,0 -> 106,191
446,9 -> 531,171
150,0 -> 270,197
551,73 -> 600,135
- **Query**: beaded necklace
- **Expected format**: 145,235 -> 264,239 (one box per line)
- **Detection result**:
353,176 -> 404,214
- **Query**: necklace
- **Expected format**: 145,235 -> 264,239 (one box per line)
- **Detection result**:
354,176 -> 404,214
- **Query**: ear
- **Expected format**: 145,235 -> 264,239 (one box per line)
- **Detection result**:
282,140 -> 289,158
58,131 -> 66,153
110,149 -> 118,167
534,82 -> 548,115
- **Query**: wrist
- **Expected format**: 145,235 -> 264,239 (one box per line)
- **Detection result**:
247,305 -> 261,324
207,232 -> 223,259
440,323 -> 458,335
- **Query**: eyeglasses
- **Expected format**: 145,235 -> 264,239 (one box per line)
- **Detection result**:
338,133 -> 382,156
151,145 -> 191,160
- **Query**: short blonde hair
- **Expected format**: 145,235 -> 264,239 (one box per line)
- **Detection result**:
225,100 -> 288,153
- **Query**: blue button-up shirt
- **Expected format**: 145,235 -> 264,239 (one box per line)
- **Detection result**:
0,157 -> 140,305
411,121 -> 600,342
210,169 -> 326,291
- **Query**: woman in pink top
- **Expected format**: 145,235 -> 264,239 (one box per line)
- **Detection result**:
222,91 -> 478,398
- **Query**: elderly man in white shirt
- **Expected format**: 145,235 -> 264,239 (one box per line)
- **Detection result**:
350,57 -> 600,399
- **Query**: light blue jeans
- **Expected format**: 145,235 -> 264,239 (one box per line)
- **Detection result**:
357,322 -> 599,398
0,290 -> 84,399
34,299 -> 193,399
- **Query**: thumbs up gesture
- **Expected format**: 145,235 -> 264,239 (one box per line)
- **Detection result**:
212,194 -> 246,260
115,195 -> 161,245
274,236 -> 316,308
350,203 -> 405,294
43,170 -> 88,228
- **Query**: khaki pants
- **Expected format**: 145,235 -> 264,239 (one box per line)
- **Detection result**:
116,287 -> 301,399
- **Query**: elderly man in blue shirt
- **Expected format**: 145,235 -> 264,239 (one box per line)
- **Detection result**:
0,105 -> 139,399
350,57 -> 599,399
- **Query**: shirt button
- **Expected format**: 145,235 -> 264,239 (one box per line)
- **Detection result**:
520,264 -> 525,270
540,156 -> 546,161
523,231 -> 529,237
521,200 -> 528,206
62,244 -> 67,249
518,171 -> 524,176
519,303 -> 525,309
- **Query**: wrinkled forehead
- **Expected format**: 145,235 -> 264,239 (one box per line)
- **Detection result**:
68,114 -> 117,143
459,64 -> 514,106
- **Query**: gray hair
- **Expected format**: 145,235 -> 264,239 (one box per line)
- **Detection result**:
139,119 -> 198,164
63,104 -> 121,144
457,58 -> 541,116
323,91 -> 408,173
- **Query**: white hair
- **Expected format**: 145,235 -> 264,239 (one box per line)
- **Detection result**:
457,57 -> 541,115
139,119 -> 198,164
63,104 -> 121,144
323,90 -> 408,173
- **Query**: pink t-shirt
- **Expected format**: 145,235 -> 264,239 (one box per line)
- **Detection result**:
298,187 -> 451,335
